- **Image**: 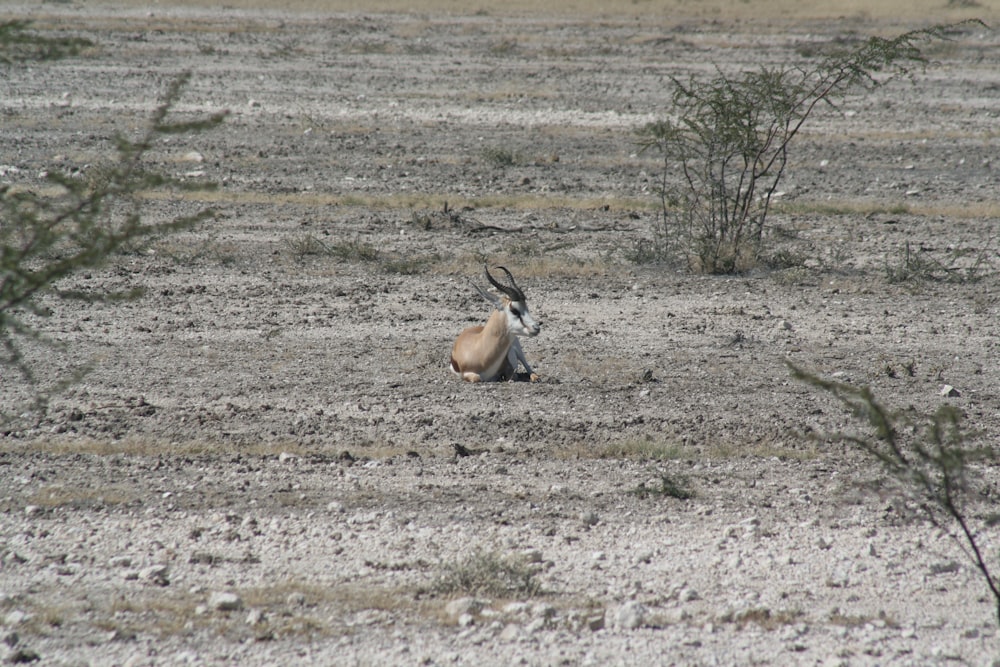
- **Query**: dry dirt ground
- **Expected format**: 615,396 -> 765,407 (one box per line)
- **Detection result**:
2,2 -> 1000,665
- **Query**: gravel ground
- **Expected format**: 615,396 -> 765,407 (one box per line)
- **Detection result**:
1,3 -> 999,665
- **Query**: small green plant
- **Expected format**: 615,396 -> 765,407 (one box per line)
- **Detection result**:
480,146 -> 521,168
631,474 -> 695,500
789,361 -> 1000,625
636,21 -> 984,274
431,550 -> 541,598
1,72 -> 225,416
284,234 -> 378,262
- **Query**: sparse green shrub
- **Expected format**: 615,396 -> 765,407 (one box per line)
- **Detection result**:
284,234 -> 378,262
636,21 -> 983,274
1,71 -> 225,416
431,550 -> 541,598
885,239 -> 995,284
631,474 -> 695,500
480,146 -> 521,168
789,361 -> 1000,625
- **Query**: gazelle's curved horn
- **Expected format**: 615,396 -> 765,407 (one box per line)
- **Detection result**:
485,265 -> 525,302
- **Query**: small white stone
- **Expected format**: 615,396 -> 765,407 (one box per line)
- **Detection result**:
3,610 -> 27,627
499,623 -> 521,641
614,601 -> 647,630
139,564 -> 169,585
209,591 -> 243,612
503,601 -> 530,616
445,597 -> 481,619
679,587 -> 699,602
524,617 -> 546,633
532,603 -> 556,620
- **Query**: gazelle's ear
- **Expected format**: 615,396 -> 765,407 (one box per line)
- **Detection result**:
471,280 -> 502,309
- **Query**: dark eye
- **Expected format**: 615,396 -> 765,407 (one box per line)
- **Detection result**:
510,306 -> 522,317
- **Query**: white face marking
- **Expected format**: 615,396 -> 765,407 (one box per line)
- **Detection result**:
507,300 -> 541,337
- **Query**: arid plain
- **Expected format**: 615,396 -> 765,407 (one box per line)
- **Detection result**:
1,1 -> 999,664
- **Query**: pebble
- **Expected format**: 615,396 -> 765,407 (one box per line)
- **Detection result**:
531,603 -> 556,620
503,602 -> 530,616
139,565 -> 169,586
585,612 -> 605,631
209,591 -> 244,612
614,601 -> 647,630
3,611 -> 27,627
524,617 -> 546,633
679,587 -> 700,602
444,597 -> 482,619
522,549 -> 542,563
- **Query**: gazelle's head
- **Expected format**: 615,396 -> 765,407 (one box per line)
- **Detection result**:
477,266 -> 541,337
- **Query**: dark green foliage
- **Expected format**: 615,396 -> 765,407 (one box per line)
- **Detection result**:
789,361 -> 1000,625
1,72 -> 226,414
636,21 -> 985,274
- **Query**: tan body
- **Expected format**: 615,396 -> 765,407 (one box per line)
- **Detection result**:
450,267 -> 541,383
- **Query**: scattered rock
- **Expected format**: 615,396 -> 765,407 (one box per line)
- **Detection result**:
139,565 -> 169,586
445,597 -> 483,619
3,612 -> 27,628
6,647 -> 40,664
585,611 -> 605,631
929,561 -> 961,576
613,601 -> 647,630
209,591 -> 244,612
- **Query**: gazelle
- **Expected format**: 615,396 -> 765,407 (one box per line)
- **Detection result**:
450,266 -> 541,383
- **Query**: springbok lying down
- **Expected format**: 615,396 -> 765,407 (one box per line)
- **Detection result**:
449,266 -> 541,382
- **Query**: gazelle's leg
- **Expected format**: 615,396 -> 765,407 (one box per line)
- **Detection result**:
508,339 -> 539,382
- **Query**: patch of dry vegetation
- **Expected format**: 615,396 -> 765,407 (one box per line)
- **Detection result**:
97,0 -> 992,23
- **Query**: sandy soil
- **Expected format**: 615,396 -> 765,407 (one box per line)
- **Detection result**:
1,4 -> 999,665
